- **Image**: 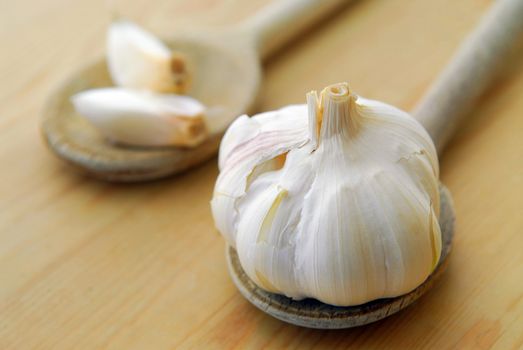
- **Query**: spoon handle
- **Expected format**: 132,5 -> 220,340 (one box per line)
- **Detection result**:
240,0 -> 347,60
413,0 -> 523,155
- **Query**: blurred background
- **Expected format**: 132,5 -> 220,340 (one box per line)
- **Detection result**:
1,0 -> 522,349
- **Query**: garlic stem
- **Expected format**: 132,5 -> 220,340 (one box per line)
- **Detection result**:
307,83 -> 359,147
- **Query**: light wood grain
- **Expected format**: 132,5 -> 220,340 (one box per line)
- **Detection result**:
0,0 -> 522,349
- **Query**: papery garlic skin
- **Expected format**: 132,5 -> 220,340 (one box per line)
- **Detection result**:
211,83 -> 441,307
71,88 -> 207,147
107,20 -> 189,93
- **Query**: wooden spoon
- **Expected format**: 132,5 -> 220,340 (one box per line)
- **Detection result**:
226,0 -> 523,329
42,0 -> 347,182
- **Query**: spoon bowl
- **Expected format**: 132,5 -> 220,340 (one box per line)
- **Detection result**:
42,0 -> 347,181
42,36 -> 260,181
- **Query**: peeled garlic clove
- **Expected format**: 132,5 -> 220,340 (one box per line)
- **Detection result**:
107,20 -> 189,93
211,83 -> 442,307
71,88 -> 207,147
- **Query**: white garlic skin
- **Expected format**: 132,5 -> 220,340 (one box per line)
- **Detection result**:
71,88 -> 207,147
107,20 -> 187,93
211,83 -> 442,307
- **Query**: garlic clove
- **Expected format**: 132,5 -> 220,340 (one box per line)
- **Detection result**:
71,88 -> 207,147
211,105 -> 309,244
211,83 -> 443,307
235,146 -> 316,294
107,20 -> 189,93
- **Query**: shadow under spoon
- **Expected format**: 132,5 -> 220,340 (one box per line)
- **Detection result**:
225,0 -> 523,329
41,0 -> 348,182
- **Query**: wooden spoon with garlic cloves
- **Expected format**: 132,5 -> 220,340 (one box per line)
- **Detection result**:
42,0 -> 348,182
226,0 -> 523,329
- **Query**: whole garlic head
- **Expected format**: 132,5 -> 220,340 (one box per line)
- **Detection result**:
107,20 -> 189,93
211,83 -> 442,307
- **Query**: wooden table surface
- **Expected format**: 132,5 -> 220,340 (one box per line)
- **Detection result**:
1,0 -> 522,348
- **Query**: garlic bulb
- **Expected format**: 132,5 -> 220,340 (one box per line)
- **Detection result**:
71,88 -> 207,147
211,83 -> 441,307
107,20 -> 189,93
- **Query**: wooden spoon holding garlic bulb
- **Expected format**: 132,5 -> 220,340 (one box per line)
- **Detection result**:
222,0 -> 523,329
